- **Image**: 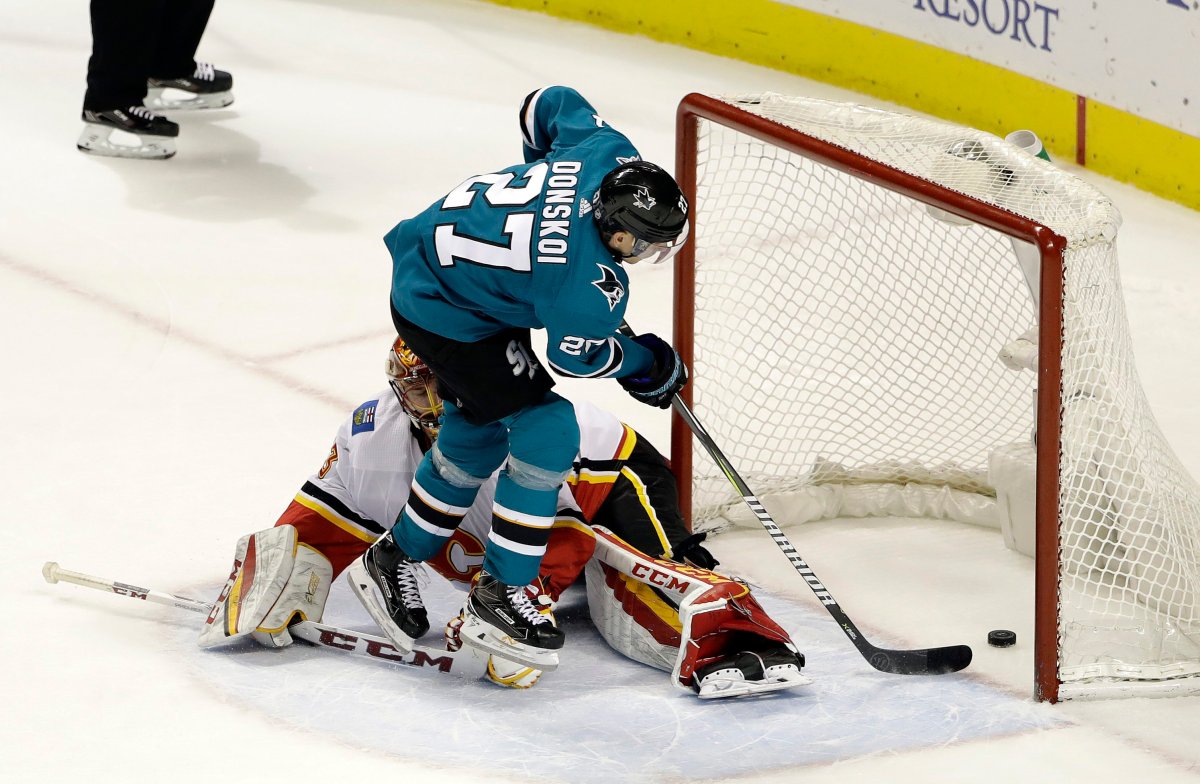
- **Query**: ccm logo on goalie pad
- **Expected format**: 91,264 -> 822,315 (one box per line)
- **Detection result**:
206,557 -> 243,626
628,562 -> 732,596
631,562 -> 692,592
317,629 -> 456,672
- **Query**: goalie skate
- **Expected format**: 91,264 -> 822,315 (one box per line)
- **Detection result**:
693,647 -> 812,700
77,107 -> 177,160
456,571 -> 563,671
146,62 -> 234,111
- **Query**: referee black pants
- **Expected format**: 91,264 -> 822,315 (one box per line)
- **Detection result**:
83,0 -> 216,111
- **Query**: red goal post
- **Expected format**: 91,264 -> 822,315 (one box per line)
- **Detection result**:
672,92 -> 1200,703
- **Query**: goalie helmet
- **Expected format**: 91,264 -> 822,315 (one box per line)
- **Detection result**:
385,337 -> 443,439
593,160 -> 689,264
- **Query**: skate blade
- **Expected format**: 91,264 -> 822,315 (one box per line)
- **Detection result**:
456,615 -> 560,672
344,562 -> 416,654
146,87 -> 235,111
77,124 -> 176,160
697,671 -> 813,700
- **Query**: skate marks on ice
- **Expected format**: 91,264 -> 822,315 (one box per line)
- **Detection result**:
178,576 -> 1062,782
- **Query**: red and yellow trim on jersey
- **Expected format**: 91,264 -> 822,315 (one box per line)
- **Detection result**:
275,488 -> 386,576
551,514 -> 595,539
291,492 -> 378,545
617,464 -> 673,557
568,424 -> 638,519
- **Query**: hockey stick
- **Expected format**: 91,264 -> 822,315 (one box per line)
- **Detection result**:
620,324 -> 972,675
42,561 -> 486,678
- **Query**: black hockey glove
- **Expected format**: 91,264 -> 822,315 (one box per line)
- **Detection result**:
673,532 -> 718,570
618,333 -> 688,409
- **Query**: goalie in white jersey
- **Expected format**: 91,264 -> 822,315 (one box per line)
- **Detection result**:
201,338 -> 807,698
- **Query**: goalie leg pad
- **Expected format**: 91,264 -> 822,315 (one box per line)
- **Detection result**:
588,527 -> 806,695
201,525 -> 298,647
250,542 -> 333,647
200,525 -> 333,648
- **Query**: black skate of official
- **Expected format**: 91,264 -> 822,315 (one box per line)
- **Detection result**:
692,645 -> 812,699
147,62 -> 235,111
77,106 -> 179,160
347,534 -> 429,653
456,570 -> 564,671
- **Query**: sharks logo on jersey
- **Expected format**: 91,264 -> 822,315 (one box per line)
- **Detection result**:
592,264 -> 625,311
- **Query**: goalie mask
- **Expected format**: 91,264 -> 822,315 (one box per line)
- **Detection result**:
593,161 -> 689,265
385,337 -> 443,439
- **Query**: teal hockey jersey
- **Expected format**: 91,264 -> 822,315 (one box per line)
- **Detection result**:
385,86 -> 655,380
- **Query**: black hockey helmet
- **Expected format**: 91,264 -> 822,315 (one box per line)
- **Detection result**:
593,161 -> 689,263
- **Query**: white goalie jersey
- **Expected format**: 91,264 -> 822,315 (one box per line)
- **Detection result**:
277,390 -> 632,590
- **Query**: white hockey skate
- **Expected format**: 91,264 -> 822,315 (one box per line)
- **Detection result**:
693,647 -> 812,700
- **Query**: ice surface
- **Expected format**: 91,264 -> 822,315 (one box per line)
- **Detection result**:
176,576 -> 1061,783
4,0 -> 1200,782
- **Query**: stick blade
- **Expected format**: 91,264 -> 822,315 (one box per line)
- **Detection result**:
924,644 -> 973,674
866,644 -> 973,675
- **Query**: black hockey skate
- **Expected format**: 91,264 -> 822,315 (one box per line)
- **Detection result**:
147,62 -> 235,111
456,570 -> 564,671
77,106 -> 179,159
692,644 -> 811,700
346,534 -> 429,652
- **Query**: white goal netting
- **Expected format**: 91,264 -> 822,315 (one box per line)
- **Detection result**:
683,93 -> 1200,698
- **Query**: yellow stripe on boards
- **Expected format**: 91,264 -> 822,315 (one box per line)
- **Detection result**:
1086,101 -> 1200,210
483,0 -> 1200,210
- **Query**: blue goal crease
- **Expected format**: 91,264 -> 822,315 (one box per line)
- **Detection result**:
180,577 -> 1064,783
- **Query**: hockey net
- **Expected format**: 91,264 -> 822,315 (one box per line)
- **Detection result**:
673,93 -> 1200,702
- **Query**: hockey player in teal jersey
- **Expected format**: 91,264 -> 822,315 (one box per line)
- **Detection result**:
355,86 -> 690,670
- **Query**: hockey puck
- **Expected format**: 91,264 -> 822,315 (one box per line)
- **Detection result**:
987,629 -> 1017,648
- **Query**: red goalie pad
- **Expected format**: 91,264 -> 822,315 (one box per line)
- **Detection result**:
588,527 -> 796,690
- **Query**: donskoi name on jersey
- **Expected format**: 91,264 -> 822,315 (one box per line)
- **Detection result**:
536,160 -> 582,265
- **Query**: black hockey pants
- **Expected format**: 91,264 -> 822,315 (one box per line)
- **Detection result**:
83,0 -> 216,111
